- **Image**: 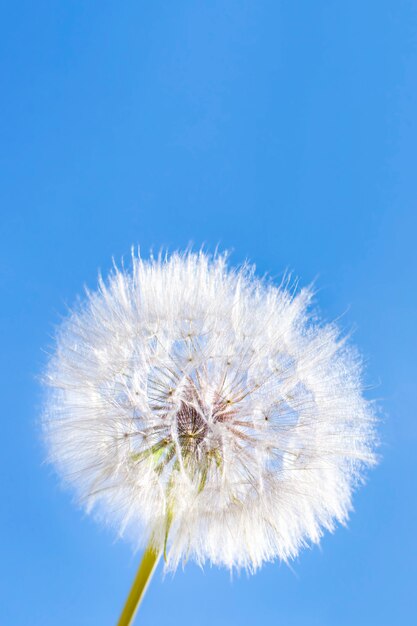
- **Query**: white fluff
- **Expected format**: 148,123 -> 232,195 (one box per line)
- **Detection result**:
43,251 -> 376,571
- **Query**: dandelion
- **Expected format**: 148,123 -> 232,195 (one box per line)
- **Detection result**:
43,250 -> 376,624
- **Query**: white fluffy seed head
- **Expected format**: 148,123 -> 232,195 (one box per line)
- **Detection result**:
43,250 -> 377,571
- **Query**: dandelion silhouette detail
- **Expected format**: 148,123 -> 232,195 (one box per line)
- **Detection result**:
43,251 -> 376,623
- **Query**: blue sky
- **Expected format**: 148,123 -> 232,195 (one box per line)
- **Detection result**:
1,2 -> 416,624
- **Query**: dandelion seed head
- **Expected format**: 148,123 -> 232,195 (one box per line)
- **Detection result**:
43,250 -> 376,571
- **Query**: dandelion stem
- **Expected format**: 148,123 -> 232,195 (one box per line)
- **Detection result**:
117,543 -> 161,626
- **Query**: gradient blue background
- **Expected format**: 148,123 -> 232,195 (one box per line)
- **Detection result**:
1,2 -> 416,624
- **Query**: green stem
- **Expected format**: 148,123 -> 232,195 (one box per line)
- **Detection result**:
117,543 -> 161,626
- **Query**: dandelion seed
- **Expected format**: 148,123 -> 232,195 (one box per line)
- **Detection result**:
43,250 -> 377,623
